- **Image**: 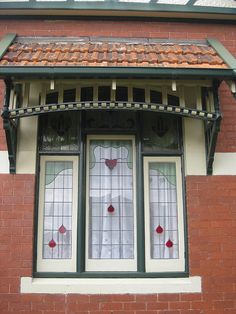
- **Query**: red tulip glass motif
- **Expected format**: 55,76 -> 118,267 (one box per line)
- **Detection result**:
48,239 -> 56,248
166,239 -> 173,248
108,205 -> 115,213
156,225 -> 164,234
58,224 -> 66,234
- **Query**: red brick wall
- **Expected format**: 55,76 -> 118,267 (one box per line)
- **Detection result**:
0,19 -> 236,313
0,175 -> 236,313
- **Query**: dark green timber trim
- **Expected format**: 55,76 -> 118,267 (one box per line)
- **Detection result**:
33,270 -> 189,278
77,112 -> 85,273
0,66 -> 235,79
136,112 -> 145,273
1,79 -> 17,174
0,34 -> 16,60
0,1 -> 235,18
5,101 -> 218,122
207,38 -> 236,70
205,80 -> 222,175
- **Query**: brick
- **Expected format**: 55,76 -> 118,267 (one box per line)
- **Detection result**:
158,294 -> 180,301
100,302 -> 124,310
135,295 -> 157,302
146,302 -> 169,310
123,302 -> 146,310
112,294 -> 135,302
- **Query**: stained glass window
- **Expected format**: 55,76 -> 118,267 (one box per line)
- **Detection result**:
85,111 -> 136,130
88,139 -> 135,260
43,161 -> 73,259
37,85 -> 186,275
39,112 -> 80,152
142,112 -> 180,152
149,162 -> 179,259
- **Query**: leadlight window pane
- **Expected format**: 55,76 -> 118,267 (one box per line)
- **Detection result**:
133,88 -> 145,102
63,89 -> 76,103
150,90 -> 163,104
39,112 -> 79,152
81,87 -> 93,101
98,86 -> 111,101
85,111 -> 136,130
46,92 -> 58,105
149,162 -> 179,259
88,139 -> 134,259
142,113 -> 180,152
116,86 -> 128,101
43,161 -> 73,259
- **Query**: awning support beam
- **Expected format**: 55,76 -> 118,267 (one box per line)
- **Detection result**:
1,79 -> 17,174
205,80 -> 222,175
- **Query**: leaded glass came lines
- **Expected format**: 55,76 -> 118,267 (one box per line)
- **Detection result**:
43,161 -> 73,259
88,140 -> 135,259
149,162 -> 179,259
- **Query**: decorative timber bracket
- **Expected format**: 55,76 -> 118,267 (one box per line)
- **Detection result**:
205,80 -> 222,175
1,79 -> 18,174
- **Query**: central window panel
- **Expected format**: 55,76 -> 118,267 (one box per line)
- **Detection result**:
86,136 -> 137,271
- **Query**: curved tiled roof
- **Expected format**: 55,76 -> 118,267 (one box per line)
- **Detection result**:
0,37 -> 228,69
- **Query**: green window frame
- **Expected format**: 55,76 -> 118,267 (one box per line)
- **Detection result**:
34,105 -> 188,278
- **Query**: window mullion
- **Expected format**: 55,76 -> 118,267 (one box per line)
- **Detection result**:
136,113 -> 145,273
77,133 -> 86,273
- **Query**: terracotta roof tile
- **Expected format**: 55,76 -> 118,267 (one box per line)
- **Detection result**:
0,38 -> 228,69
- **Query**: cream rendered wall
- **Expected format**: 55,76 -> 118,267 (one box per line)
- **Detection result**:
16,82 -> 41,174
183,118 -> 206,176
16,116 -> 38,174
0,151 -> 9,173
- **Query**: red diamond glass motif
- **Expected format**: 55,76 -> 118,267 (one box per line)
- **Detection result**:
105,159 -> 117,170
58,224 -> 66,234
166,239 -> 173,248
108,205 -> 115,213
156,225 -> 164,234
48,239 -> 56,248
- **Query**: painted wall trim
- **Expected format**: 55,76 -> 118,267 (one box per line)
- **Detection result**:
0,2 -> 235,18
0,33 -> 16,60
21,276 -> 202,294
0,67 -> 235,79
213,152 -> 236,175
0,151 -> 9,174
207,38 -> 236,70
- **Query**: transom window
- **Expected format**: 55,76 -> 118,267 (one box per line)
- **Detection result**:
36,89 -> 187,277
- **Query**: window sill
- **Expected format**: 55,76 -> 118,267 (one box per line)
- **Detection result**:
21,276 -> 201,294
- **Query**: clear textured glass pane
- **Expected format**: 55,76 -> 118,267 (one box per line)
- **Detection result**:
148,162 -> 179,259
63,89 -> 76,103
88,139 -> 134,260
150,90 -> 162,104
133,87 -> 145,102
116,86 -> 128,101
142,112 -> 180,152
98,86 -> 111,101
42,161 -> 73,259
46,91 -> 58,105
81,87 -> 93,101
